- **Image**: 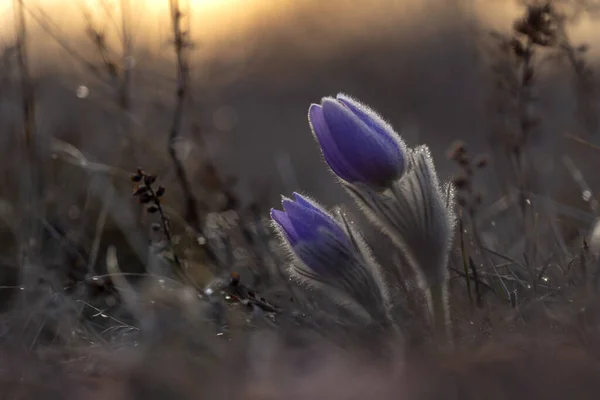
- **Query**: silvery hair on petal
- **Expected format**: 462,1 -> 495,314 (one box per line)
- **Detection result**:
344,145 -> 457,339
271,195 -> 395,329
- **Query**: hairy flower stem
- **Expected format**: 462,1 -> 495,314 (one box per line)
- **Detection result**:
428,282 -> 452,346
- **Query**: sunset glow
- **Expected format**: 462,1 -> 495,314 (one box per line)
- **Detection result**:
20,0 -> 246,12
1,0 -> 599,63
0,0 -> 267,43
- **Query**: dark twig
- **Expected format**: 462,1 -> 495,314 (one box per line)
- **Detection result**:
131,169 -> 185,280
167,0 -> 202,236
14,0 -> 44,303
14,0 -> 35,152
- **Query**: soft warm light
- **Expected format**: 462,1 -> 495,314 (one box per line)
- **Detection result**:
0,0 -> 261,36
22,0 -> 243,12
0,0 -> 276,55
2,0 -> 599,62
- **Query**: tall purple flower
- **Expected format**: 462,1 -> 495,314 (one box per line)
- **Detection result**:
343,145 -> 457,343
308,93 -> 407,190
271,193 -> 393,325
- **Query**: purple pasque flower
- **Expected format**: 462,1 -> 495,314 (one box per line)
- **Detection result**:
308,93 -> 407,190
271,192 -> 349,253
271,193 -> 393,325
343,145 -> 457,342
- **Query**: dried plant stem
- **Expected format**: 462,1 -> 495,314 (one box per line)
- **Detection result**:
168,0 -> 201,237
552,9 -> 598,137
87,189 -> 113,276
81,0 -> 134,161
14,0 -> 35,153
23,4 -> 105,82
116,0 -> 133,156
515,36 -> 534,209
14,0 -> 38,224
14,0 -> 41,292
119,0 -> 132,114
146,184 -> 183,272
458,217 -> 474,308
512,34 -> 539,266
428,282 -> 452,346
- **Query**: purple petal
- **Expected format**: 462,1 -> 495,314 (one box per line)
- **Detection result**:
282,198 -> 347,245
292,192 -> 326,215
292,193 -> 350,244
336,93 -> 403,156
270,208 -> 298,245
321,99 -> 404,188
309,103 -> 370,184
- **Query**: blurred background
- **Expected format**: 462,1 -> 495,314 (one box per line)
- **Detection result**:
1,0 -> 600,233
2,1 -> 600,388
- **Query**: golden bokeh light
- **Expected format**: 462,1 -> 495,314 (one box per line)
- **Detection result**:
0,0 -> 268,44
1,0 -> 599,63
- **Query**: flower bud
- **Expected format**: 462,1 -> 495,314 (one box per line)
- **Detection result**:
309,94 -> 407,190
271,193 -> 393,326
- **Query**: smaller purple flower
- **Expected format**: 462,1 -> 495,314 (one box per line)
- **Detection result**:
271,193 -> 393,324
309,93 -> 407,190
271,192 -> 349,251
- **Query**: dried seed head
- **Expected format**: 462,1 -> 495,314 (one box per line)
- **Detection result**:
131,174 -> 142,183
474,155 -> 489,169
447,140 -> 467,161
452,175 -> 469,190
514,19 -> 531,36
144,174 -> 157,185
156,186 -> 166,197
577,44 -> 589,53
523,67 -> 535,85
230,272 -> 240,285
510,38 -> 525,57
139,193 -> 153,204
457,156 -> 470,168
133,186 -> 148,196
147,205 -> 159,213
